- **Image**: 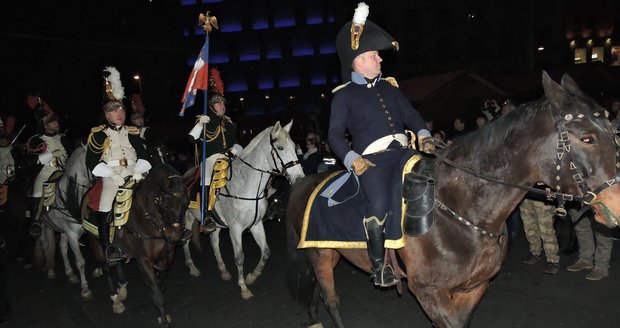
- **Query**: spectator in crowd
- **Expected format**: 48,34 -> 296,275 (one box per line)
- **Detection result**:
450,117 -> 468,140
297,132 -> 322,175
520,196 -> 561,274
567,208 -> 614,280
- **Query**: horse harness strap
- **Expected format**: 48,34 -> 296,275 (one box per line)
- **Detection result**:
435,200 -> 501,239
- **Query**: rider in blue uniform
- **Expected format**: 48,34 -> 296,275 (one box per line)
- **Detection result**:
329,3 -> 431,287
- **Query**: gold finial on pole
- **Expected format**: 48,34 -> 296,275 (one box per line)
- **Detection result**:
199,11 -> 219,34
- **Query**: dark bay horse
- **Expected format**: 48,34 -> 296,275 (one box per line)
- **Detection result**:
286,72 -> 620,327
89,164 -> 190,326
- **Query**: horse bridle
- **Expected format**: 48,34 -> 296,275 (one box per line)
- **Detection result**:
128,175 -> 189,244
435,103 -> 620,237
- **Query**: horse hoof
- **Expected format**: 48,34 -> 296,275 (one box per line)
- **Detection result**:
92,268 -> 103,278
112,302 -> 125,314
246,273 -> 260,285
81,290 -> 93,302
308,324 -> 324,328
241,290 -> 254,300
220,271 -> 232,281
117,283 -> 128,301
189,267 -> 201,277
157,314 -> 172,326
68,274 -> 79,284
47,271 -> 56,279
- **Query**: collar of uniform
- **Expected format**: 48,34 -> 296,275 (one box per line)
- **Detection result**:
105,122 -> 123,131
351,72 -> 382,88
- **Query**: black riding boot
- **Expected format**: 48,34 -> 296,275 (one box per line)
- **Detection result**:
200,186 -> 217,233
363,215 -> 399,287
28,197 -> 42,238
96,211 -> 123,264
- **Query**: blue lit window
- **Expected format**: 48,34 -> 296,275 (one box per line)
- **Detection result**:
273,6 -> 295,28
265,41 -> 282,59
201,0 -> 223,3
306,7 -> 323,25
292,34 -> 314,57
279,76 -> 300,88
252,16 -> 269,30
221,16 -> 242,33
210,53 -> 229,64
319,40 -> 336,54
239,37 -> 260,61
180,0 -> 197,6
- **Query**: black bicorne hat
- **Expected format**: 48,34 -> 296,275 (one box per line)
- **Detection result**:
336,3 -> 399,82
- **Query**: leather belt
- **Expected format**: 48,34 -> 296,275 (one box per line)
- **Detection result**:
107,159 -> 135,167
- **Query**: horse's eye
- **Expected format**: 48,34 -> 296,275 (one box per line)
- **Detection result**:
580,135 -> 597,145
277,145 -> 284,151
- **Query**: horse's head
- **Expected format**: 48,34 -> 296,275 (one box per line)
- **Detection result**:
542,72 -> 620,227
142,165 -> 190,230
267,120 -> 305,184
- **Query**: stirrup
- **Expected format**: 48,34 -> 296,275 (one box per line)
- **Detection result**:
200,218 -> 217,234
372,264 -> 399,287
105,245 -> 124,264
29,222 -> 42,238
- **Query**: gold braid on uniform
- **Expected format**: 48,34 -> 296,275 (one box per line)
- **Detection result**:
87,127 -> 109,161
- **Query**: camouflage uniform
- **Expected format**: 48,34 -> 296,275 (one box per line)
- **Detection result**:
520,199 -> 560,264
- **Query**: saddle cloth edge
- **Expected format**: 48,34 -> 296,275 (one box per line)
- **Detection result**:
297,154 -> 422,249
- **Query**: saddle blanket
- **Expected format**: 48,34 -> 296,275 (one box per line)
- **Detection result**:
298,150 -> 421,249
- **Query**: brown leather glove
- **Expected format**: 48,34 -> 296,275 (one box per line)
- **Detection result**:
351,157 -> 375,176
418,135 -> 435,153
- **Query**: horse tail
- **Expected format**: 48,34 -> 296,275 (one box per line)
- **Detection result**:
285,220 -> 316,307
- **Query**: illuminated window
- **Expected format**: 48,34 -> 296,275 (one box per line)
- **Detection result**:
265,40 -> 282,59
180,0 -> 197,6
239,37 -> 260,61
201,0 -> 223,3
306,7 -> 323,25
574,48 -> 587,64
252,16 -> 269,30
274,6 -> 295,28
292,35 -> 314,57
612,46 -> 620,66
591,47 -> 604,62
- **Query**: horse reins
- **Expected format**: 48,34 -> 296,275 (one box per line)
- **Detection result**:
434,103 -> 620,226
217,133 -> 301,226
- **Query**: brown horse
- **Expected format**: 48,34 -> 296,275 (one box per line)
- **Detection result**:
88,164 -> 190,327
286,72 -> 620,328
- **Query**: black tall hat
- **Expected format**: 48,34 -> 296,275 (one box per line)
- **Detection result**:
336,2 -> 399,82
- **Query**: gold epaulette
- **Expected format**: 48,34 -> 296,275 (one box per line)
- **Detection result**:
331,82 -> 351,94
383,77 -> 399,88
91,124 -> 106,133
127,126 -> 140,135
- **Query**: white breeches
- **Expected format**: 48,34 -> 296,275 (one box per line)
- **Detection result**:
99,166 -> 134,212
200,153 -> 225,186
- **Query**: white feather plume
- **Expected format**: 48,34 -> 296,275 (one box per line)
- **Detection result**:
352,2 -> 369,25
104,66 -> 125,100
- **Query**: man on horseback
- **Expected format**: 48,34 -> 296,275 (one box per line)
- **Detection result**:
85,67 -> 151,264
27,111 -> 74,237
329,3 -> 431,287
188,91 -> 243,233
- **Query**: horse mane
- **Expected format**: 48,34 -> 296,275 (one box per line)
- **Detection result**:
445,100 -> 542,160
140,164 -> 181,191
240,126 -> 272,157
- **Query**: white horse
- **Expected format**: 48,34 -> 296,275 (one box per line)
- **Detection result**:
37,145 -> 99,301
182,120 -> 305,299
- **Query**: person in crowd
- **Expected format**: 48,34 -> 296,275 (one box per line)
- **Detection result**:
329,3 -> 431,287
85,66 -> 151,264
27,111 -> 74,237
474,112 -> 488,129
520,196 -> 561,274
567,208 -> 614,280
0,125 -> 14,185
298,132 -> 322,175
188,92 -> 243,233
501,99 -> 516,117
130,112 -> 149,141
450,117 -> 468,140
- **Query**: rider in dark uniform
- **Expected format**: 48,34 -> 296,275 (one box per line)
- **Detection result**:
188,92 -> 243,233
328,3 -> 431,287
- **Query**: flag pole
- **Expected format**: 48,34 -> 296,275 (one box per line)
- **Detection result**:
199,12 -> 217,227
